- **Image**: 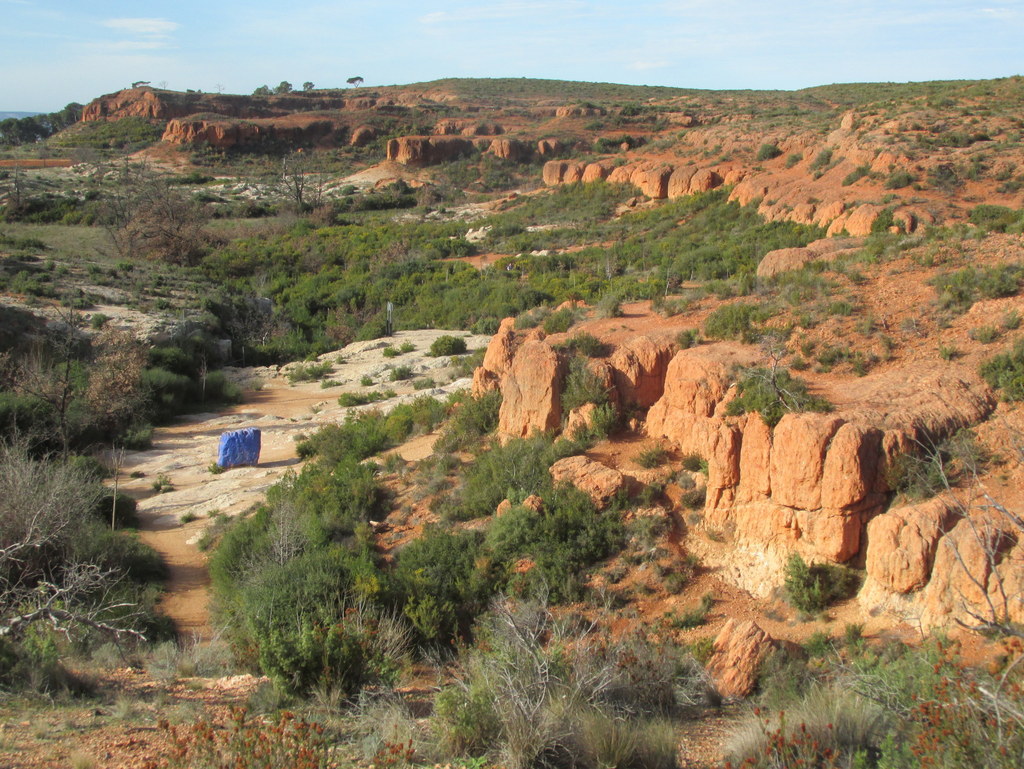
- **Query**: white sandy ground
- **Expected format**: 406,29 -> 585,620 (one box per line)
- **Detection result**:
113,328 -> 491,640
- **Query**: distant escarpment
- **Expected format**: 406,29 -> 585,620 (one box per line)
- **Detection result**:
472,317 -> 1012,631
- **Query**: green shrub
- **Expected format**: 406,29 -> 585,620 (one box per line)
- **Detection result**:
596,293 -> 623,319
562,356 -> 610,413
673,592 -> 714,629
841,164 -> 870,186
969,204 -> 1022,233
542,307 -> 577,334
485,486 -> 623,603
783,554 -> 860,614
238,550 -> 404,695
429,335 -> 468,356
434,390 -> 502,452
562,332 -> 610,358
389,365 -> 414,381
286,360 -> 333,383
725,367 -> 831,427
393,528 -> 495,644
454,433 -> 558,520
635,445 -> 668,469
981,339 -> 1024,400
809,148 -> 834,171
756,143 -> 783,161
884,168 -> 916,189
704,303 -> 771,342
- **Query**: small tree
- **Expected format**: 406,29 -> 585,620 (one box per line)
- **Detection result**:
274,81 -> 293,94
302,81 -> 315,92
346,76 -> 364,87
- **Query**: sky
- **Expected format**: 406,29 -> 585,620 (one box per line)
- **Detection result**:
2,0 -> 1023,112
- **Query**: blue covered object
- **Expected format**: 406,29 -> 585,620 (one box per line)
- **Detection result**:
217,428 -> 261,468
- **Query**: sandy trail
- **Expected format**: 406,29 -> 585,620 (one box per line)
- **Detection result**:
118,330 -> 489,642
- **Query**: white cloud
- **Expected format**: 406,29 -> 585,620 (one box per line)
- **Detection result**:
629,60 -> 669,71
419,1 -> 584,25
103,18 -> 179,38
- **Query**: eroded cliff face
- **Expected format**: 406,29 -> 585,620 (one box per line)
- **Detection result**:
162,116 -> 345,148
475,321 -> 1005,629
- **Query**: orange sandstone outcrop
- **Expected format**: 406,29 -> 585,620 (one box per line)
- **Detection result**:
706,619 -> 776,698
386,136 -> 475,166
865,498 -> 959,594
497,339 -> 566,437
472,317 -> 520,396
756,237 -> 865,279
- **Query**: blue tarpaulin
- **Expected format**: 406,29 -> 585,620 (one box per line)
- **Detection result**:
217,428 -> 261,468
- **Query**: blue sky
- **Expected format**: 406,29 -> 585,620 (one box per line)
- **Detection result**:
2,0 -> 1023,112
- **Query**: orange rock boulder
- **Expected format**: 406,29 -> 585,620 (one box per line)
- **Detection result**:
706,619 -> 776,698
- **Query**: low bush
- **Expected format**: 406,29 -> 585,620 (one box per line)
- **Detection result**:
783,553 -> 860,614
704,303 -> 772,342
981,339 -> 1024,400
429,335 -> 468,357
756,143 -> 783,161
635,445 -> 668,469
434,389 -> 501,452
286,360 -> 333,383
562,355 -> 610,413
725,367 -> 831,427
542,307 -> 578,334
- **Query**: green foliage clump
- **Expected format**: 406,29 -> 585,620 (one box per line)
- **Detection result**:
756,143 -> 783,161
286,360 -> 332,383
969,204 -> 1024,233
561,356 -> 610,414
783,554 -> 860,614
703,303 -> 773,342
885,168 -> 916,189
542,307 -> 578,334
429,335 -> 468,356
635,445 -> 668,469
561,332 -> 610,358
450,433 -> 560,520
981,339 -> 1024,400
485,486 -> 624,603
434,390 -> 501,453
392,528 -> 495,644
932,264 -> 1023,312
725,367 -> 832,427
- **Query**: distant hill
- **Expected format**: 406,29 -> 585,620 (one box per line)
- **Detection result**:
0,111 -> 40,120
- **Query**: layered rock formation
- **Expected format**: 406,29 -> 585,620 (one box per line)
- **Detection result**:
386,136 -> 475,166
476,321 -> 1003,628
162,115 -> 344,148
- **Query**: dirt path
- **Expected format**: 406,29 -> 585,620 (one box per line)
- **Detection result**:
117,330 -> 489,642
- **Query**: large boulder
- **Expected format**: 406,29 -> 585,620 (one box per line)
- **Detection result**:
706,619 -> 776,698
549,455 -> 626,509
865,498 -> 959,594
498,340 -> 566,437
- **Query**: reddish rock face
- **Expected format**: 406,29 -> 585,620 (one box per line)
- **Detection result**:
497,339 -> 566,437
537,138 -> 563,156
866,498 -> 959,594
549,455 -> 626,509
162,116 -> 341,148
350,125 -> 377,146
706,619 -> 776,698
386,136 -> 475,166
488,138 -> 531,161
473,317 -> 520,396
609,337 -> 676,409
